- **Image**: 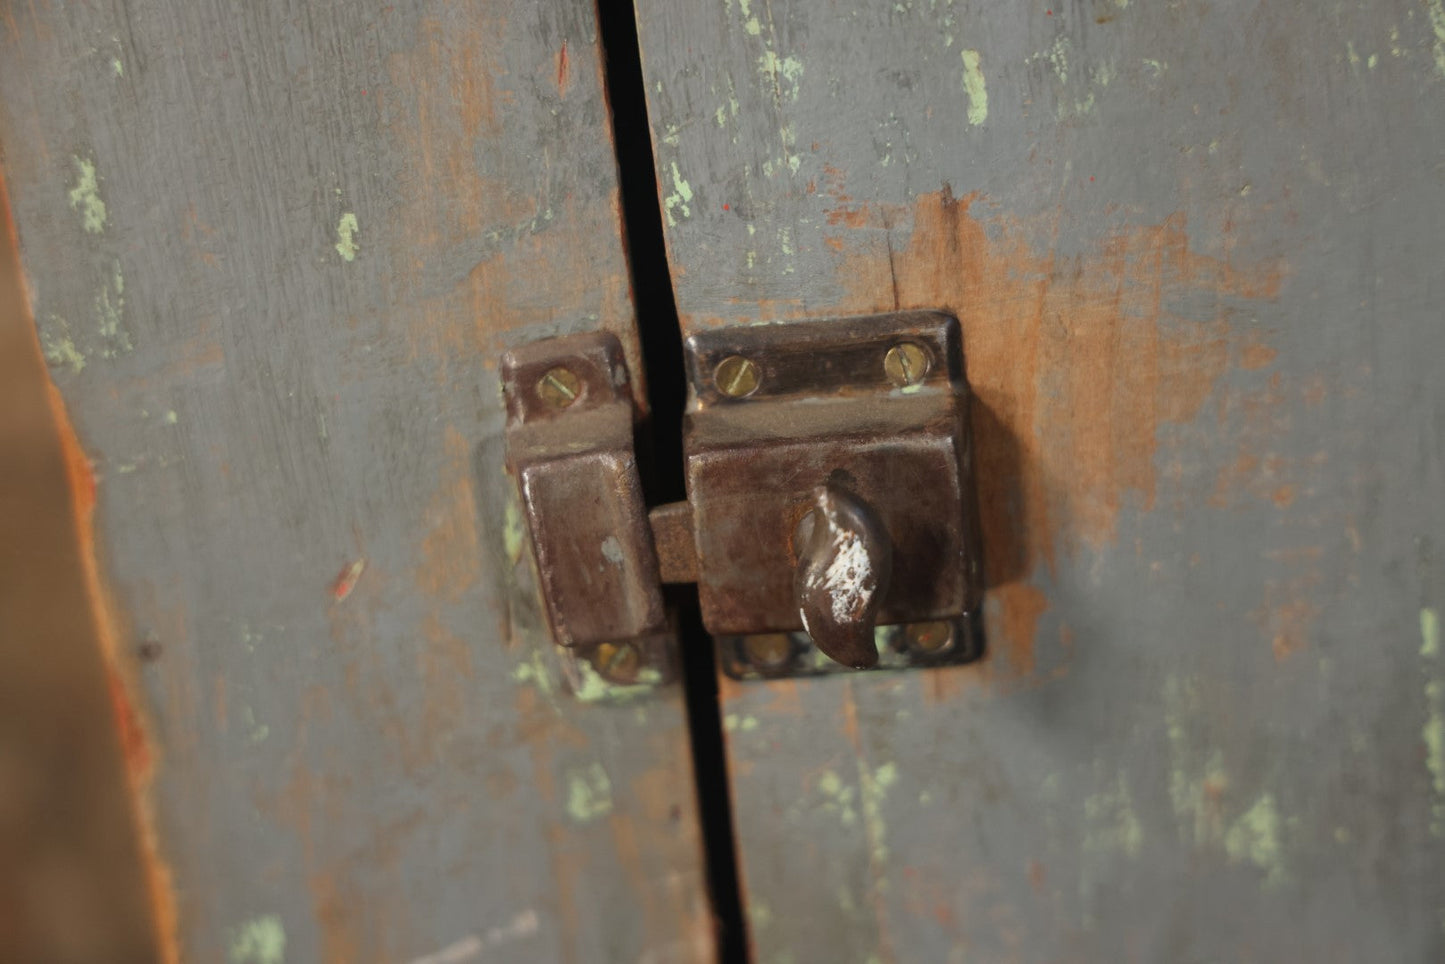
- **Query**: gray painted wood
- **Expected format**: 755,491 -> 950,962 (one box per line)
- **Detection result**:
0,2 -> 711,962
634,0 -> 1445,959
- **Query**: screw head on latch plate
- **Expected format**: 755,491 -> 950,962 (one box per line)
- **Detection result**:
883,342 -> 930,388
714,355 -> 761,398
537,366 -> 582,409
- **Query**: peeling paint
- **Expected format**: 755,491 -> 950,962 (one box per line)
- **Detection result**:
1424,608 -> 1444,837
95,260 -> 130,357
860,760 -> 899,867
228,914 -> 285,964
1224,793 -> 1285,886
335,212 -> 360,261
565,762 -> 613,823
40,319 -> 86,373
758,50 -> 805,101
1164,675 -> 1230,847
511,651 -> 556,699
503,495 -> 526,565
1083,773 -> 1143,858
816,769 -> 858,826
241,705 -> 269,745
1428,0 -> 1445,78
68,157 -> 107,234
569,654 -> 662,704
724,713 -> 759,732
960,49 -> 987,125
663,162 -> 693,226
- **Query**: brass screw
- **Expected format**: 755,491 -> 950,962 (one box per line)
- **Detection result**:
742,633 -> 793,669
884,342 -> 930,388
537,367 -> 582,409
594,641 -> 641,683
906,621 -> 955,654
714,355 -> 761,398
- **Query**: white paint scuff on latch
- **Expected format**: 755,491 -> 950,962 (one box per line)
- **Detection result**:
822,530 -> 873,623
600,535 -> 625,565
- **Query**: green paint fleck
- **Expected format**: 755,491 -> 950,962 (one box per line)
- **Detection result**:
111,56 -> 124,78
1426,680 -> 1445,838
570,655 -> 662,704
1428,0 -> 1445,78
1224,793 -> 1285,886
67,157 -> 107,234
758,51 -> 804,100
565,762 -> 613,823
40,320 -> 86,373
748,900 -> 773,929
1083,773 -> 1144,859
228,914 -> 286,964
163,410 -> 179,425
335,212 -> 360,262
860,760 -> 899,866
96,260 -> 131,357
663,162 -> 693,227
503,497 -> 526,565
1164,675 -> 1230,846
961,49 -> 988,125
723,713 -> 757,732
816,769 -> 857,826
511,651 -> 556,699
1425,608 -> 1445,837
242,706 -> 270,745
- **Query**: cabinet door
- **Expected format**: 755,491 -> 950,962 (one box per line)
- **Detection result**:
633,1 -> 1445,960
0,3 -> 711,961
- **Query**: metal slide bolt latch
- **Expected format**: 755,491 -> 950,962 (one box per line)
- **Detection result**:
502,311 -> 984,683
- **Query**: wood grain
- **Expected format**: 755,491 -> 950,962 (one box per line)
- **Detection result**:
634,0 -> 1445,959
0,2 -> 711,961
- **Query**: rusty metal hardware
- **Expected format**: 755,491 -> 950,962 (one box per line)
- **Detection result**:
502,311 -> 983,680
794,482 -> 893,669
501,333 -> 665,648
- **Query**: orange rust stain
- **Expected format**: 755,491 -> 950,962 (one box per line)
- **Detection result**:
1027,859 -> 1046,895
415,426 -> 481,600
382,20 -> 643,391
796,187 -> 1285,679
44,383 -> 180,963
1250,569 -> 1322,662
556,39 -> 570,97
309,871 -> 363,964
1240,341 -> 1278,370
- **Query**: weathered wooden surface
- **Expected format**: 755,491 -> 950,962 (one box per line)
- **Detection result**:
0,167 -> 161,964
0,2 -> 711,961
634,0 -> 1445,959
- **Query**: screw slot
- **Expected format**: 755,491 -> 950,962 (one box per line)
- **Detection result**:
714,355 -> 761,398
884,342 -> 930,388
905,621 -> 955,655
741,633 -> 794,669
537,367 -> 582,409
593,641 -> 641,683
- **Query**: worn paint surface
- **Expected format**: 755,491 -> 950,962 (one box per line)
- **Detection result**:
0,2 -> 710,961
635,0 -> 1445,959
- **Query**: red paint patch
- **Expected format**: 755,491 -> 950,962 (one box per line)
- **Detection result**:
556,40 -> 570,97
331,558 -> 367,602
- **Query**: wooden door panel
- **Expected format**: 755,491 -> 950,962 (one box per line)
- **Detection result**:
634,0 -> 1445,959
0,3 -> 711,961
